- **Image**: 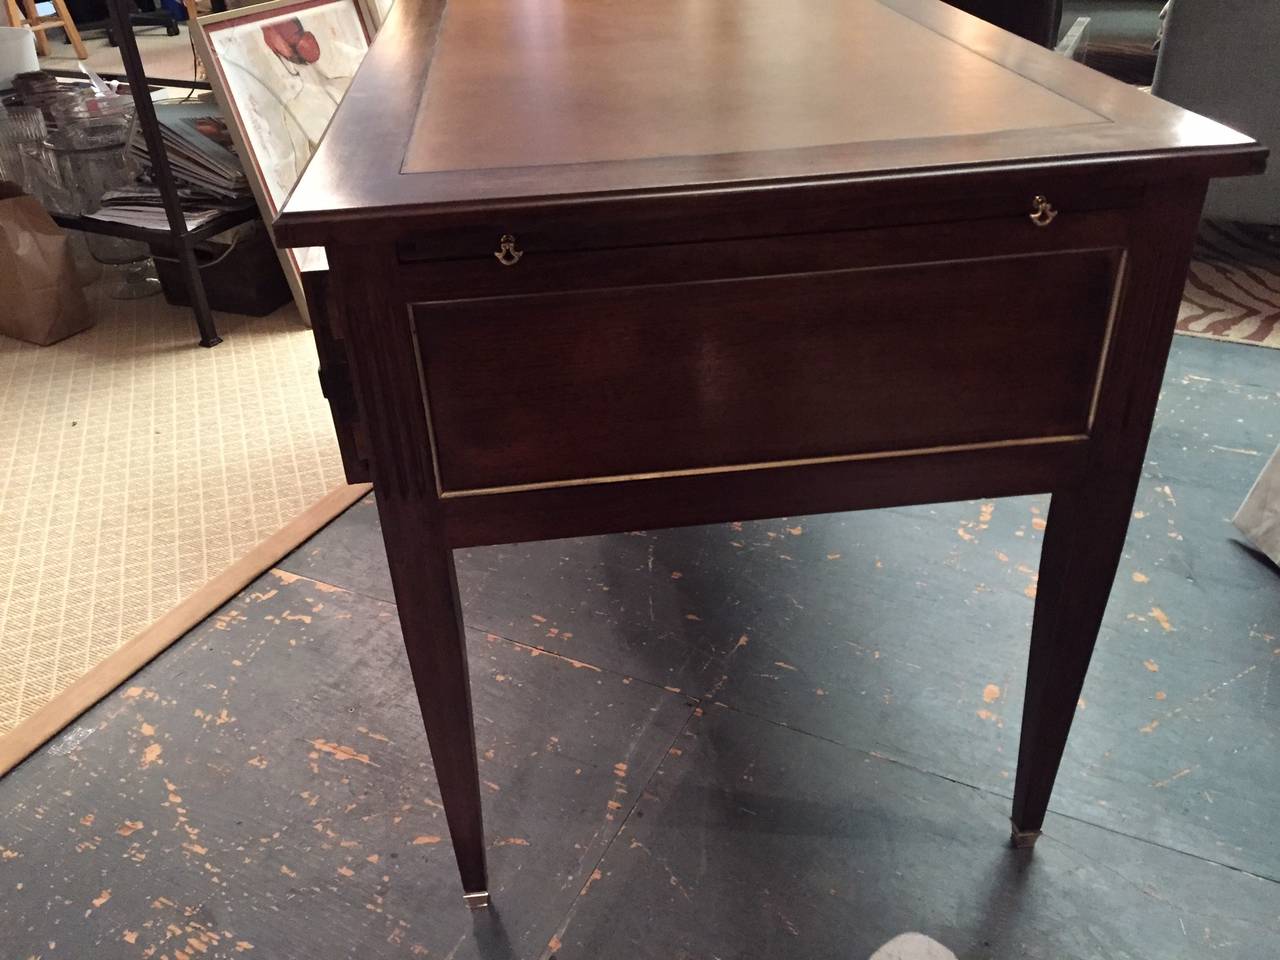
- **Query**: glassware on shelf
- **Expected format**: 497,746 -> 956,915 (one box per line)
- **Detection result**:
8,71 -> 70,126
0,105 -> 47,191
85,233 -> 161,300
50,89 -> 137,149
7,73 -> 160,301
0,136 -> 18,187
20,129 -> 139,216
17,137 -> 74,211
9,81 -> 138,213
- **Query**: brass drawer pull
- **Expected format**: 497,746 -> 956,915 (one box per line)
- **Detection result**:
1029,195 -> 1058,227
494,234 -> 524,265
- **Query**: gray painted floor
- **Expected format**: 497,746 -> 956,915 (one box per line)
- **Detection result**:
1,335 -> 1277,959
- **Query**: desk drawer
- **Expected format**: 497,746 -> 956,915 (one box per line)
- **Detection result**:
411,230 -> 1124,496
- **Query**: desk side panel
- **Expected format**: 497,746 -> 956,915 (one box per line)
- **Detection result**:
413,244 -> 1120,496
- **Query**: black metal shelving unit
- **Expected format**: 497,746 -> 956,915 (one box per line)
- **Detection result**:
50,204 -> 255,252
46,0 -> 250,346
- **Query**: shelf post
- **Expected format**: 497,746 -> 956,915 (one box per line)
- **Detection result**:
106,0 -> 222,346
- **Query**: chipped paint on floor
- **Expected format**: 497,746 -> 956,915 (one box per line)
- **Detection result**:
0,338 -> 1277,958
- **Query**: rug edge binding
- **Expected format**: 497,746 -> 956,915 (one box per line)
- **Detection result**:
0,481 -> 373,779
1173,328 -> 1280,349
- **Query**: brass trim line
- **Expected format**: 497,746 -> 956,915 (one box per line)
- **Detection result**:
437,433 -> 1089,500
412,246 -> 1119,502
409,316 -> 447,499
1085,248 -> 1128,431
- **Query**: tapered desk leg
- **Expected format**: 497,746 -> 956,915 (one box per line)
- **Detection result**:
326,244 -> 491,904
375,496 -> 489,901
1010,479 -> 1135,846
1010,180 -> 1209,847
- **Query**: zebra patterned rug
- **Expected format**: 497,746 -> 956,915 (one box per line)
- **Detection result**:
1178,221 -> 1280,348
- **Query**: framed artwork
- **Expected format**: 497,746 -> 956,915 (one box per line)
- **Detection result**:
194,0 -> 373,323
360,0 -> 395,31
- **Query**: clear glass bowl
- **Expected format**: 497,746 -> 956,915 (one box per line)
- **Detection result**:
50,92 -> 137,150
21,132 -> 138,216
0,105 -> 48,191
85,234 -> 161,300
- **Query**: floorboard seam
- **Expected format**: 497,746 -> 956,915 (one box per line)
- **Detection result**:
1039,823 -> 1280,931
537,703 -> 702,960
697,696 -> 1280,888
270,564 -> 393,607
1037,807 -> 1280,887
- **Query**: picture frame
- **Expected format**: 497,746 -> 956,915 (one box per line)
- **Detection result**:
193,0 -> 374,324
359,0 -> 395,32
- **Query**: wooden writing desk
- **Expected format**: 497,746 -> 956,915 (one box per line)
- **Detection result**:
275,0 -> 1265,907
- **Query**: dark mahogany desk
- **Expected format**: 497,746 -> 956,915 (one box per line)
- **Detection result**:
275,0 -> 1265,907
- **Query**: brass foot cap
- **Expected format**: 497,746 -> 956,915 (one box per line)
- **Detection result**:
1010,825 -> 1041,849
463,890 -> 490,909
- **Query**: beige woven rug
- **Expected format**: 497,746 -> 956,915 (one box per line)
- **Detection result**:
0,288 -> 349,748
1178,221 -> 1280,348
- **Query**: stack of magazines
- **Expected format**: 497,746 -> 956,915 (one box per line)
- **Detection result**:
92,99 -> 254,230
133,99 -> 250,200
90,186 -> 246,230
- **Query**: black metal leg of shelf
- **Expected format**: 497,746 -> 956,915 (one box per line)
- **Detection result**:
177,240 -> 221,347
107,0 -> 222,348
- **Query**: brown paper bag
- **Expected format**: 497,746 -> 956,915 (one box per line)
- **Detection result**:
0,184 -> 93,346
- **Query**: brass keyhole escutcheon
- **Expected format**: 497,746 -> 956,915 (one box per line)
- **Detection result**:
494,234 -> 523,265
1029,195 -> 1058,228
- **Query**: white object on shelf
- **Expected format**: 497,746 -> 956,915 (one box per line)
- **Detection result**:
0,26 -> 40,91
